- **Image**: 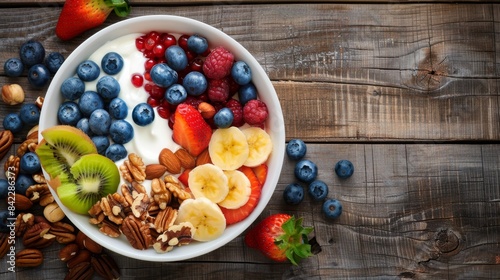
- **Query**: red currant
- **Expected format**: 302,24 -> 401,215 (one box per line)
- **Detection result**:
144,59 -> 156,71
153,44 -> 166,58
144,82 -> 153,93
157,105 -> 171,120
190,58 -> 204,72
161,33 -> 177,49
131,74 -> 144,87
147,96 -> 161,107
178,34 -> 189,51
144,72 -> 152,82
135,36 -> 145,51
149,84 -> 165,99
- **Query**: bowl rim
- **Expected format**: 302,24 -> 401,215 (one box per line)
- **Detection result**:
39,15 -> 285,262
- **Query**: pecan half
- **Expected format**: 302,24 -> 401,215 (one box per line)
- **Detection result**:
131,192 -> 150,220
65,261 -> 94,280
121,181 -> 147,206
153,222 -> 195,253
120,215 -> 152,250
0,130 -> 14,161
99,220 -> 121,238
26,183 -> 54,206
91,254 -> 121,280
151,178 -> 171,210
49,221 -> 76,244
15,212 -> 34,237
59,243 -> 79,262
4,154 -> 20,179
23,221 -> 56,248
120,153 -> 146,183
16,248 -> 43,267
154,207 -> 178,234
0,233 -> 8,258
164,175 -> 193,201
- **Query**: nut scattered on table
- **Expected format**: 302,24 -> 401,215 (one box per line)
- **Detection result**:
0,130 -> 14,161
1,84 -> 25,105
43,201 -> 66,223
23,222 -> 56,249
16,249 -> 44,267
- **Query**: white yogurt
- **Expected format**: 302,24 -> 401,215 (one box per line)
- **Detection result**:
83,33 -> 180,168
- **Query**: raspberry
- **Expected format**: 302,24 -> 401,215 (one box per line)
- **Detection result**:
243,99 -> 268,126
203,46 -> 234,79
207,78 -> 230,103
226,98 -> 244,127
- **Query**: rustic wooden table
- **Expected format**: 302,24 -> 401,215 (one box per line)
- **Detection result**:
1,0 -> 499,279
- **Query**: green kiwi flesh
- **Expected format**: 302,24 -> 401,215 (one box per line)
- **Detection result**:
57,153 -> 120,214
36,125 -> 97,179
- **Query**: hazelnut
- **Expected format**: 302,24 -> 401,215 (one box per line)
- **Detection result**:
43,202 -> 65,223
1,84 -> 25,105
198,102 -> 216,119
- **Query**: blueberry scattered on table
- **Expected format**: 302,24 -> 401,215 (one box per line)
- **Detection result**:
334,159 -> 354,179
294,159 -> 318,183
45,52 -> 65,74
19,103 -> 40,126
283,183 -> 304,205
27,64 -> 51,88
308,180 -> 329,201
322,199 -> 342,219
20,152 -> 41,174
19,40 -> 45,68
77,60 -> 100,81
286,138 -> 307,160
0,210 -> 14,233
4,57 -> 24,77
15,173 -> 35,195
213,107 -> 234,129
0,179 -> 8,199
3,113 -> 23,133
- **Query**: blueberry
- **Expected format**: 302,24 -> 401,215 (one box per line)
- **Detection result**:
58,101 -> 82,126
164,84 -> 187,105
187,34 -> 208,54
0,210 -> 15,233
89,109 -> 111,136
334,159 -> 354,179
61,77 -> 85,101
105,143 -> 128,162
96,76 -> 121,100
15,173 -> 35,195
308,180 -> 329,201
76,60 -> 100,81
20,152 -> 41,174
231,61 -> 252,85
150,63 -> 178,88
0,179 -> 9,199
3,113 -> 23,133
78,91 -> 104,117
109,119 -> 134,144
108,98 -> 128,119
182,71 -> 207,96
286,139 -> 307,160
132,103 -> 155,126
76,118 -> 93,136
4,57 -> 24,77
322,199 -> 342,219
28,64 -> 51,88
165,45 -> 188,71
101,52 -> 124,75
45,52 -> 65,74
92,135 -> 110,155
19,40 -> 45,67
19,103 -> 40,126
294,159 -> 318,183
238,82 -> 257,105
283,183 -> 304,205
214,107 -> 234,128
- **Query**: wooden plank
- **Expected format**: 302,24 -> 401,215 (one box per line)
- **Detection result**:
1,4 -> 499,142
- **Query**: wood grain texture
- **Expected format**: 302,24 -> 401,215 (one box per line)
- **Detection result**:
0,1 -> 499,279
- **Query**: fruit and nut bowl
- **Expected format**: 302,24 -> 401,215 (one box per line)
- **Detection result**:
37,15 -> 285,261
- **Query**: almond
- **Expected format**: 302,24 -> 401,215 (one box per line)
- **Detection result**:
195,148 -> 212,166
145,164 -> 168,180
198,102 -> 216,119
11,193 -> 33,211
158,148 -> 182,174
175,148 -> 196,169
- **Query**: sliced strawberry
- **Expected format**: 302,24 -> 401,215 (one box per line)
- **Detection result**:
172,104 -> 213,157
252,163 -> 268,186
243,222 -> 261,249
178,168 -> 191,188
55,0 -> 130,41
220,166 -> 262,225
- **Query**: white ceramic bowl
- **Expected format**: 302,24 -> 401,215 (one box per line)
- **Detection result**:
38,15 -> 285,261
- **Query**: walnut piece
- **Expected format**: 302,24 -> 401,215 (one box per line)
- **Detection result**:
120,215 -> 152,250
164,175 -> 193,201
4,155 -> 20,179
153,222 -> 195,253
153,207 -> 178,234
100,193 -> 129,225
120,153 -> 146,183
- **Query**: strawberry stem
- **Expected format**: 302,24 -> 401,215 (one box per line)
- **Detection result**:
105,0 -> 130,17
274,216 -> 314,265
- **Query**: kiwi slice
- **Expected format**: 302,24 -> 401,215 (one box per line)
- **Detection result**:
36,125 -> 97,179
56,153 -> 120,214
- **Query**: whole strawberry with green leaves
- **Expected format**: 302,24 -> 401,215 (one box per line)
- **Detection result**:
245,214 -> 313,265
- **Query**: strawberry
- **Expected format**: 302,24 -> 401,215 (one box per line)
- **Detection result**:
178,168 -> 191,188
172,104 -> 212,157
252,163 -> 268,186
220,166 -> 262,225
245,214 -> 313,265
55,0 -> 131,40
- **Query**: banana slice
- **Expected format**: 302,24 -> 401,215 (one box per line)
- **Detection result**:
188,164 -> 229,203
176,197 -> 226,242
218,170 -> 251,209
209,127 -> 249,170
242,127 -> 273,167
